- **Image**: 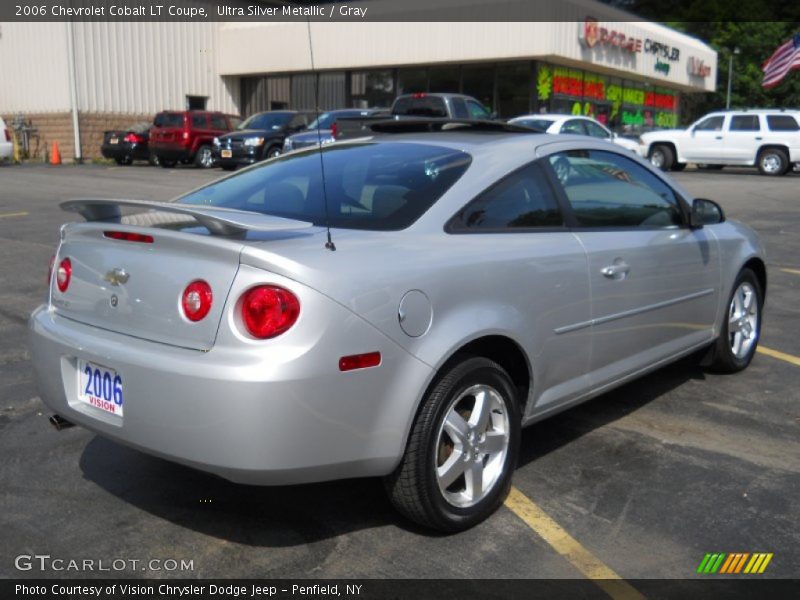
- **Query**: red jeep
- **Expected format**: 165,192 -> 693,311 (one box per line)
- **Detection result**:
150,110 -> 240,169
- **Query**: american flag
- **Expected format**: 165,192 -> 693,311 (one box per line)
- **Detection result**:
762,33 -> 800,89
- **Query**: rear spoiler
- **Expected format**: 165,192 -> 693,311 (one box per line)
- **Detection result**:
61,198 -> 313,236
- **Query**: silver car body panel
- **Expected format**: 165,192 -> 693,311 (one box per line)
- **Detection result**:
30,132 -> 766,484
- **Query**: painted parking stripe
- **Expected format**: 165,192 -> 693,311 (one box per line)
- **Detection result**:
505,486 -> 646,600
780,268 -> 800,276
757,345 -> 800,367
0,211 -> 29,219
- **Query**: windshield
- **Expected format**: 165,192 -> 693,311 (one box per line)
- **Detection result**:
177,142 -> 472,231
238,112 -> 293,131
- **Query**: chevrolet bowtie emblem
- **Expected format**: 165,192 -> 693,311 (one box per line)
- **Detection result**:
104,268 -> 130,286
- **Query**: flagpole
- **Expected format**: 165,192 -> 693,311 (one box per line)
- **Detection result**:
726,47 -> 740,109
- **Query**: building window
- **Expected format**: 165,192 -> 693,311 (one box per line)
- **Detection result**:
429,65 -> 460,94
350,70 -> 395,109
240,76 -> 289,115
496,62 -> 532,119
186,95 -> 208,110
398,68 -> 428,95
462,64 -> 495,112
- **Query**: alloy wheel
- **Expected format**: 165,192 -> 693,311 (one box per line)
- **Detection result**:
728,281 -> 759,359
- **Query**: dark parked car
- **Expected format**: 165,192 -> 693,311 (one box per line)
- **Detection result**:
150,110 -> 240,169
213,111 -> 315,170
100,122 -> 157,165
282,109 -> 383,153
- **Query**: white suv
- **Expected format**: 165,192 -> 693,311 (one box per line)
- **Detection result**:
639,110 -> 800,176
0,117 -> 12,162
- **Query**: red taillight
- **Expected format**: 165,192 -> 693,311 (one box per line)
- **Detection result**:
339,352 -> 382,372
330,122 -> 338,139
123,132 -> 145,144
181,280 -> 212,322
56,258 -> 72,293
182,131 -> 189,140
104,231 -> 154,243
240,285 -> 300,339
47,255 -> 55,284
4,129 -> 10,142
412,92 -> 427,99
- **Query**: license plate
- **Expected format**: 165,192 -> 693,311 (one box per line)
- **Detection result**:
221,149 -> 232,158
109,137 -> 119,145
78,360 -> 124,417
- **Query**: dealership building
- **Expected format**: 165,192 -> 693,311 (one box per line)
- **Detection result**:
0,0 -> 717,161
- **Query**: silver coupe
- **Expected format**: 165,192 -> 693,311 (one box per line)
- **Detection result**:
30,122 -> 765,531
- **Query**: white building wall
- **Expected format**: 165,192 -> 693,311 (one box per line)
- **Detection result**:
0,21 -> 237,115
0,22 -> 71,112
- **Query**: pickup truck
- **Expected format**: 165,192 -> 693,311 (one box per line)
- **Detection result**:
639,109 -> 800,176
335,93 -> 493,140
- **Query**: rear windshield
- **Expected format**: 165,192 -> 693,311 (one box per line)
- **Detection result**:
238,112 -> 294,131
393,96 -> 448,117
154,113 -> 184,128
513,118 -> 554,131
177,142 -> 472,231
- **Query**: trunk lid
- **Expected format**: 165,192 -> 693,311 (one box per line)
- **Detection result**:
52,225 -> 244,351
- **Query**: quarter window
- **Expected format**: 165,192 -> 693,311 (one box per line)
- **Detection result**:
767,115 -> 800,131
190,114 -> 207,128
450,163 -> 563,231
561,119 -> 587,135
548,150 -> 683,228
209,114 -> 228,130
584,121 -> 611,139
694,116 -> 724,131
730,115 -> 760,131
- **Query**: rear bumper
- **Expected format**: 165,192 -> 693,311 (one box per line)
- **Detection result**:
29,303 -> 434,486
101,142 -> 149,161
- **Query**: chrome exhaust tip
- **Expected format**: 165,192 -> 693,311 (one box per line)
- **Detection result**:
49,414 -> 74,431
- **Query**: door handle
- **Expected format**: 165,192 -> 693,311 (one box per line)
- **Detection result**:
601,262 -> 630,279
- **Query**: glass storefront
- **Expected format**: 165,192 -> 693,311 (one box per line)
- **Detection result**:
240,60 -> 681,133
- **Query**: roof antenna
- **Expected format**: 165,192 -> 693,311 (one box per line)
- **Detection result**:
305,19 -> 336,251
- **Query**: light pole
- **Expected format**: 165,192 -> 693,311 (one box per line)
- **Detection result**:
726,47 -> 741,109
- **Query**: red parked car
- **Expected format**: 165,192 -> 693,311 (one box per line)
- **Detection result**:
150,110 -> 240,169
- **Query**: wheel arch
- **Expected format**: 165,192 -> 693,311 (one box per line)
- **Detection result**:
742,256 -> 767,301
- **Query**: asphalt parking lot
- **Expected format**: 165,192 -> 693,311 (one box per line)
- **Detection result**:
1,162 -> 798,589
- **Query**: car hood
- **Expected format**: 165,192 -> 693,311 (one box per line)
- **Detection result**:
221,129 -> 286,140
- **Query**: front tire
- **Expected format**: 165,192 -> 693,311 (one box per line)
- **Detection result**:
194,145 -> 215,169
385,356 -> 520,532
649,145 -> 674,171
265,146 -> 282,160
757,148 -> 789,176
707,268 -> 763,373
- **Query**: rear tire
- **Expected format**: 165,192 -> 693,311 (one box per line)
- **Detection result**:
649,145 -> 674,171
384,356 -> 520,532
148,154 -> 160,167
194,145 -> 215,169
706,268 -> 763,373
757,148 -> 789,176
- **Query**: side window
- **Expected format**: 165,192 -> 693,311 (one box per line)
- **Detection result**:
209,114 -> 228,130
767,115 -> 800,131
451,98 -> 469,119
584,120 -> 611,139
547,150 -> 683,229
466,100 -> 490,119
561,119 -> 587,135
730,115 -> 760,131
450,162 -> 563,231
190,114 -> 207,129
694,116 -> 724,131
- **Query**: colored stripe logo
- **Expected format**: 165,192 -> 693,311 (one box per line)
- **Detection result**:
697,553 -> 773,574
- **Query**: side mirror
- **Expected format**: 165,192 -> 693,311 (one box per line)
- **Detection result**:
690,198 -> 725,228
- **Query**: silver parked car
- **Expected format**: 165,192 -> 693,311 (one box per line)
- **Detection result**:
30,121 -> 766,531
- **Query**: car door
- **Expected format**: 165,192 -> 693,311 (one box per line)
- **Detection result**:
543,147 -> 720,388
682,115 -> 727,163
447,161 -> 591,413
725,114 -> 762,163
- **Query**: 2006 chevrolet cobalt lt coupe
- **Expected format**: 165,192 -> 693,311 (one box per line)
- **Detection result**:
30,121 -> 765,531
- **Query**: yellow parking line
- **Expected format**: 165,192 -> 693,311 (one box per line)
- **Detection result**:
505,486 -> 646,600
757,345 -> 800,367
0,211 -> 29,219
780,268 -> 800,276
